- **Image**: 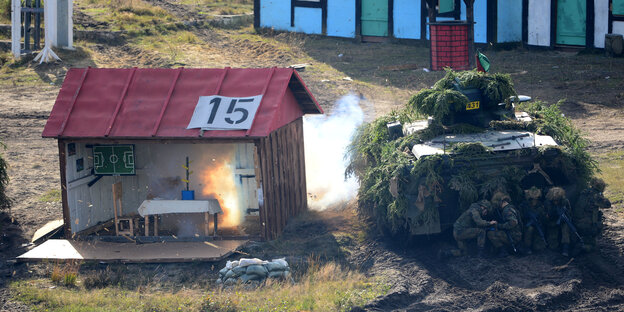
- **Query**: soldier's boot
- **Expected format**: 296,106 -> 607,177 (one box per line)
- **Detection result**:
561,243 -> 570,257
477,247 -> 485,258
497,248 -> 509,258
519,244 -> 532,255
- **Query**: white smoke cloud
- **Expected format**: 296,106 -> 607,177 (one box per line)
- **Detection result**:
304,93 -> 364,210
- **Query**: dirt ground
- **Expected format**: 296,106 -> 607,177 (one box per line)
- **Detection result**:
1,0 -> 624,310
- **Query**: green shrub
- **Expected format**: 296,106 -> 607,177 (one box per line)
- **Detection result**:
519,100 -> 598,182
38,189 -> 61,203
0,0 -> 10,23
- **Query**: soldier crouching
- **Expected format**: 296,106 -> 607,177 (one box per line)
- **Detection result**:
453,199 -> 496,257
545,187 -> 573,256
574,178 -> 610,253
488,192 -> 522,257
520,187 -> 548,254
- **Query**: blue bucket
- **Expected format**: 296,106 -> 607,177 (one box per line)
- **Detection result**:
181,190 -> 195,200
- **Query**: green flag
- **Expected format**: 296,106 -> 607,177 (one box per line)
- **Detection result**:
477,51 -> 490,73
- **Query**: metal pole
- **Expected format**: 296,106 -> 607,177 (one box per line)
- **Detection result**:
34,0 -> 41,50
24,0 -> 31,52
11,0 -> 21,58
185,156 -> 190,191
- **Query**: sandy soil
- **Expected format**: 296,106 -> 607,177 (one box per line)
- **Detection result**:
1,1 -> 624,311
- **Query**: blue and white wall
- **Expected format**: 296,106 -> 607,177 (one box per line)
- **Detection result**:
527,0 -> 624,48
257,0 -> 523,43
497,0 -> 522,43
393,0 -> 422,40
259,0 -> 356,36
327,1 -> 356,37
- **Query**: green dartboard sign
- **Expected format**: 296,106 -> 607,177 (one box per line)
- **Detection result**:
93,145 -> 135,175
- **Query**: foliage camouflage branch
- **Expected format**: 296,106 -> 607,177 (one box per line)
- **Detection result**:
346,70 -> 597,236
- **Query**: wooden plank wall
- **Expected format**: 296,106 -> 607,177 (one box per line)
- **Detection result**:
256,118 -> 308,240
64,142 -> 150,233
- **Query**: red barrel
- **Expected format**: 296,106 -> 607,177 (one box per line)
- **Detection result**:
429,21 -> 471,71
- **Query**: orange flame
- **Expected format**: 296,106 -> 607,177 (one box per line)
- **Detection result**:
200,160 -> 240,228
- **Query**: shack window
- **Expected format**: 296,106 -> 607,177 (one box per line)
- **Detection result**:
614,0 -> 624,16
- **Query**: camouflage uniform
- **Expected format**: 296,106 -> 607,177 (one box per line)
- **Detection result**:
545,190 -> 572,254
487,203 -> 522,249
453,201 -> 491,253
573,179 -> 610,252
520,199 -> 548,251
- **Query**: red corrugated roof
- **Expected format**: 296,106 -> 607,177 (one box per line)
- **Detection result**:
42,67 -> 323,139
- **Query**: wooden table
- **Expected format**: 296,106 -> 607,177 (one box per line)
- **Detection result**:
138,199 -> 222,236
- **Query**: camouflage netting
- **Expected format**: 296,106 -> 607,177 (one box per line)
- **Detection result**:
346,70 -> 598,236
407,69 -> 518,123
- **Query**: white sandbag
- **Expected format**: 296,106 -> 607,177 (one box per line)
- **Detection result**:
271,258 -> 289,267
216,278 -> 223,284
225,260 -> 239,269
239,258 -> 268,267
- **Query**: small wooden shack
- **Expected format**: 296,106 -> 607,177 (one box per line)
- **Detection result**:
42,67 -> 323,242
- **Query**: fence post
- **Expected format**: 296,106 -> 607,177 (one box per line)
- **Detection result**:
11,0 -> 21,58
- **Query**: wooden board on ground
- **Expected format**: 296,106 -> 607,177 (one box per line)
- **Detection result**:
31,219 -> 64,243
17,239 -> 248,263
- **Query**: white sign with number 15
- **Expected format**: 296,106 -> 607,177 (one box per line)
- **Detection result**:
187,95 -> 263,130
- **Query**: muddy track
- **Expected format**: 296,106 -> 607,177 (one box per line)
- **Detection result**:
351,215 -> 624,312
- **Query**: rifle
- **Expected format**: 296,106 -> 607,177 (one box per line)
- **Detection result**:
525,211 -> 548,246
556,206 -> 585,247
495,208 -> 518,253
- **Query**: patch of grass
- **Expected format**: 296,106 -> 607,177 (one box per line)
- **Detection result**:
50,261 -> 80,287
595,151 -> 624,205
39,189 -> 61,203
131,30 -> 204,63
0,0 -> 10,23
178,0 -> 252,15
177,31 -> 198,44
75,0 -> 175,32
217,261 -> 388,312
12,261 -> 388,311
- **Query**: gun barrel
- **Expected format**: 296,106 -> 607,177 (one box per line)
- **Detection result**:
558,209 -> 585,246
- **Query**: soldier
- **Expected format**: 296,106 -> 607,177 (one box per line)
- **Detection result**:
519,187 -> 548,254
453,199 -> 496,257
545,187 -> 573,256
574,178 -> 610,252
488,192 -> 522,257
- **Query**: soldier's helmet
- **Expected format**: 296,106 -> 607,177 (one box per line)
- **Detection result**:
546,187 -> 566,201
491,192 -> 511,208
589,177 -> 606,193
524,187 -> 542,200
478,199 -> 492,213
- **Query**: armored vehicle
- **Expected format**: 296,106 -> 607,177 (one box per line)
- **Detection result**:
348,70 -> 598,238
